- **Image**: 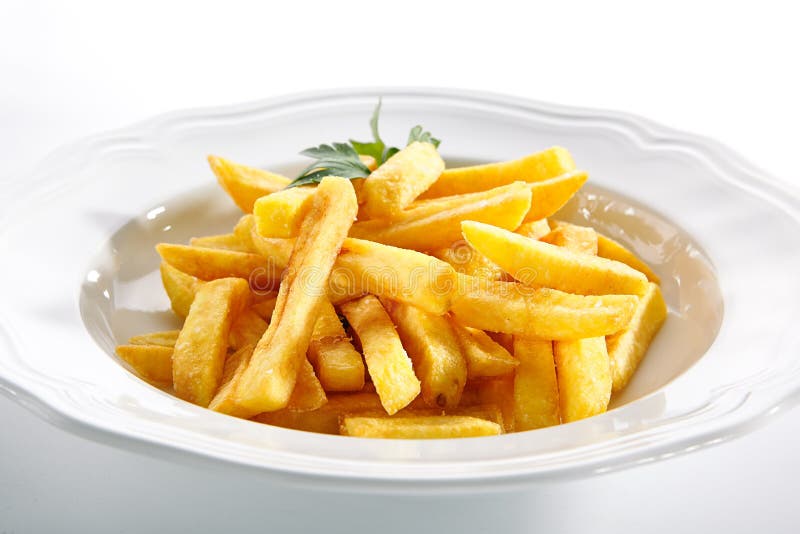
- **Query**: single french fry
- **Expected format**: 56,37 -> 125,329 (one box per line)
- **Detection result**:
115,345 -> 173,384
232,177 -> 358,415
524,171 -> 587,221
208,155 -> 290,213
420,146 -> 576,198
512,337 -> 560,430
449,319 -> 518,379
540,223 -> 598,255
340,295 -> 421,415
350,182 -> 531,251
340,415 -> 501,439
554,337 -> 612,422
156,243 -> 269,283
253,186 -> 316,238
286,359 -> 328,412
360,142 -> 444,219
160,262 -> 201,318
128,330 -> 180,348
232,215 -> 259,254
251,295 -> 278,321
307,299 -> 365,392
431,241 -> 507,281
228,308 -> 268,350
172,278 -> 250,406
461,221 -> 649,296
469,375 -> 516,432
516,218 -> 551,239
384,301 -> 467,408
606,282 -> 667,392
451,275 -> 637,339
596,233 -> 661,284
189,233 -> 251,252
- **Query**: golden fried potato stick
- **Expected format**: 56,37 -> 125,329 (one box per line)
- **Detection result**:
228,308 -> 268,350
541,223 -> 598,255
253,186 -> 316,238
115,345 -> 174,384
524,171 -> 588,222
361,141 -> 444,218
189,233 -> 251,253
340,415 -> 502,439
232,215 -> 260,254
307,299 -> 365,392
350,182 -> 531,251
467,375 -> 516,432
451,275 -> 637,339
515,218 -> 551,239
208,155 -> 290,213
340,295 -> 421,415
448,319 -> 519,379
172,278 -> 250,406
156,243 -> 269,283
461,221 -> 649,296
432,241 -> 507,281
232,177 -> 358,415
250,295 -> 278,321
420,146 -> 576,198
606,282 -> 667,392
513,337 -> 560,430
286,359 -> 328,412
554,337 -> 612,422
160,262 -> 201,318
384,301 -> 467,408
597,233 -> 661,284
128,330 -> 180,348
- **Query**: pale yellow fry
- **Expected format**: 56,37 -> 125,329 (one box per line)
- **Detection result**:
308,299 -> 365,392
156,243 -> 268,283
554,337 -> 612,422
448,319 -> 518,379
115,345 -> 173,384
515,218 -> 551,239
451,275 -> 638,339
233,177 -> 358,415
128,330 -> 180,348
384,301 -> 467,408
606,282 -> 667,392
431,241 -> 507,281
228,308 -> 268,351
173,278 -> 250,406
421,146 -> 576,198
524,170 -> 588,221
350,182 -> 532,251
462,221 -> 649,296
360,141 -> 444,219
208,155 -> 290,213
160,262 -> 201,318
541,223 -> 598,255
251,295 -> 278,321
190,233 -> 251,252
233,215 -> 259,254
253,186 -> 315,238
597,233 -> 661,284
512,337 -> 560,430
339,295 -> 421,415
286,359 -> 328,412
468,375 -> 516,432
340,415 -> 501,439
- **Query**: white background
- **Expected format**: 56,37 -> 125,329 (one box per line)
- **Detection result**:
1,1 -> 798,532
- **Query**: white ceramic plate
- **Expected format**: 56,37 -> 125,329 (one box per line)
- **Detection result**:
1,88 -> 799,492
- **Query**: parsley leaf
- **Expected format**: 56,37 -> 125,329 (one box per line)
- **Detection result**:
287,142 -> 371,188
407,125 -> 441,148
349,99 -> 388,164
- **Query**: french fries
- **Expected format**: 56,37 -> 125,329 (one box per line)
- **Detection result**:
340,295 -> 421,415
120,115 -> 668,438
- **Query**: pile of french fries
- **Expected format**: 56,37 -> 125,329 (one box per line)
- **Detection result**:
116,143 -> 667,439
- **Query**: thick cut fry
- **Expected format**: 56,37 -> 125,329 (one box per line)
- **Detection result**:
156,243 -> 269,283
384,301 -> 467,408
351,182 -> 532,251
228,309 -> 268,350
190,233 -> 251,252
233,177 -> 358,415
421,146 -> 576,198
554,337 -> 612,422
233,215 -> 259,254
462,221 -> 649,296
160,262 -> 201,318
524,171 -> 587,221
606,282 -> 667,392
336,238 -> 457,314
251,295 -> 278,321
596,233 -> 661,284
253,186 -> 316,238
172,278 -> 250,406
128,330 -> 179,348
308,299 -> 365,392
432,242 -> 506,281
469,375 -> 516,432
115,345 -> 173,383
340,296 -> 421,415
513,337 -> 560,430
208,155 -> 290,213
451,276 -> 637,339
361,142 -> 444,218
340,415 -> 501,439
541,223 -> 598,255
449,319 -> 518,378
286,359 -> 328,412
515,218 -> 551,239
